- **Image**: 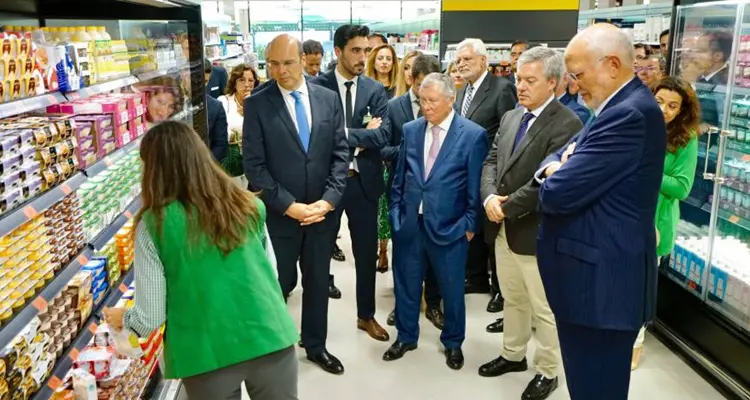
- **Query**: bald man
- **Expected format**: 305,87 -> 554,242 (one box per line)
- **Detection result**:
243,34 -> 350,375
534,24 -> 666,400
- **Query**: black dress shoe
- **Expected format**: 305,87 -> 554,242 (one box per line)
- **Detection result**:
307,350 -> 345,375
331,243 -> 346,262
464,281 -> 491,294
522,375 -> 558,400
444,348 -> 464,370
328,276 -> 342,299
387,309 -> 395,326
486,292 -> 503,313
382,341 -> 417,361
486,318 -> 504,333
478,356 -> 528,377
425,308 -> 444,330
298,339 -> 305,348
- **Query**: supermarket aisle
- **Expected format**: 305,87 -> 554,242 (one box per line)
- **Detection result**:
237,225 -> 725,400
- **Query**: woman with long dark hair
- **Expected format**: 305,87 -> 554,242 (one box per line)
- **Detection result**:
103,121 -> 299,399
218,63 -> 260,185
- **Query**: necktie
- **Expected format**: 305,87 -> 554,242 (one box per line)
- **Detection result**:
290,91 -> 310,152
415,100 -> 422,118
425,125 -> 441,179
586,113 -> 596,126
461,84 -> 474,117
512,112 -> 535,153
344,81 -> 354,128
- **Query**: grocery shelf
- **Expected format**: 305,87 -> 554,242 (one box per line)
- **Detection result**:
0,92 -> 67,119
137,64 -> 191,82
63,76 -> 139,102
90,196 -> 142,250
0,172 -> 87,238
98,268 -> 135,309
208,53 -> 243,62
84,137 -> 142,177
0,248 -> 93,351
702,203 -> 750,231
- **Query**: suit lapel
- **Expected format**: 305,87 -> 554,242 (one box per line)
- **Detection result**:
499,109 -> 523,169
426,115 -> 463,183
504,102 -> 560,173
454,86 -> 466,113
400,94 -> 414,122
466,76 -> 491,119
308,83 -> 323,151
415,118 -> 427,183
267,84 -> 305,153
354,76 -> 368,124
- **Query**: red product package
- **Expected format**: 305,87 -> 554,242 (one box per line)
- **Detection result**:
73,346 -> 114,380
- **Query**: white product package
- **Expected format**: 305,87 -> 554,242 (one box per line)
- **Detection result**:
110,326 -> 144,359
71,369 -> 97,400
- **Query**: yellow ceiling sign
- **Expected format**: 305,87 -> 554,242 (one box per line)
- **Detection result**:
442,0 -> 579,11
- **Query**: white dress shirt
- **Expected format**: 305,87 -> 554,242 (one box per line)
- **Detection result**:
461,70 -> 489,113
277,79 -> 313,133
334,67 -> 359,170
409,89 -> 420,120
420,110 -> 455,214
216,95 -> 244,140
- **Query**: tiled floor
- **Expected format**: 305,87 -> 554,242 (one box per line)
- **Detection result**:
242,227 -> 726,400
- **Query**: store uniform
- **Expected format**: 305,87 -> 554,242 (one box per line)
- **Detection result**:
454,70 -> 517,294
481,96 -> 581,380
310,69 -> 391,323
535,77 -> 666,400
243,79 -> 349,357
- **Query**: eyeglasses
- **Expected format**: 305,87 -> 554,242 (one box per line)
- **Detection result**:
567,56 -> 609,82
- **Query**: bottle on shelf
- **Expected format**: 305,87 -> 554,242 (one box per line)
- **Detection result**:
58,27 -> 72,43
86,26 -> 101,40
98,26 -> 111,40
72,26 -> 91,42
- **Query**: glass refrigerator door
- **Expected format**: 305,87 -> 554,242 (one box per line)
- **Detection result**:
668,1 -> 740,300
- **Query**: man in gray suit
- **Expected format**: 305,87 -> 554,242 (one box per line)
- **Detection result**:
477,47 -> 582,400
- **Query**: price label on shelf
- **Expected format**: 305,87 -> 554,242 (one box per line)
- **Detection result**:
744,154 -> 750,162
119,283 -> 128,293
104,156 -> 114,167
69,348 -> 80,361
77,254 -> 89,265
31,296 -> 48,311
729,215 -> 740,224
22,205 -> 39,219
124,210 -> 133,218
61,183 -> 72,195
88,322 -> 98,334
47,376 -> 63,390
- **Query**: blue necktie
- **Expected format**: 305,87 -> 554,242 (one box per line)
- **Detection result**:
512,112 -> 535,153
290,91 -> 310,152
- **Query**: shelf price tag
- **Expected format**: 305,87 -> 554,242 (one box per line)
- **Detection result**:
31,296 -> 48,311
69,348 -> 80,361
77,254 -> 90,265
729,215 -> 740,224
47,376 -> 62,390
61,183 -> 72,195
104,156 -> 114,167
22,206 -> 39,219
88,322 -> 98,334
124,210 -> 133,219
119,283 -> 128,293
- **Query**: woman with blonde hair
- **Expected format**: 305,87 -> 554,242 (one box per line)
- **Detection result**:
394,50 -> 421,97
446,60 -> 465,89
366,44 -> 399,99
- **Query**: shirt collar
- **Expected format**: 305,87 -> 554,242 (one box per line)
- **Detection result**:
409,89 -> 419,104
704,63 -> 728,81
428,110 -> 455,133
525,94 -> 555,117
277,77 -> 308,97
469,70 -> 489,90
334,67 -> 357,88
594,77 -> 635,117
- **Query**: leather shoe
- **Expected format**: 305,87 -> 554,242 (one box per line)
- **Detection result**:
486,318 -> 504,333
357,318 -> 390,341
307,350 -> 344,375
328,276 -> 341,299
478,356 -> 527,377
444,348 -> 464,370
522,374 -> 558,400
298,339 -> 305,348
387,309 -> 395,326
382,341 -> 417,361
425,308 -> 444,330
464,281 -> 490,294
331,243 -> 346,262
486,292 -> 503,313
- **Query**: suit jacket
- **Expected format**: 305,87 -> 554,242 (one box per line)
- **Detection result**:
310,71 -> 392,201
390,114 -> 488,246
207,66 -> 228,99
205,96 -> 229,162
455,74 -> 517,146
536,78 -> 666,331
243,82 -> 350,237
382,93 -> 416,195
481,100 -> 582,254
558,92 -> 591,125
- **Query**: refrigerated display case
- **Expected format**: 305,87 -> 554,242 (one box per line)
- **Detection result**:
657,1 -> 750,398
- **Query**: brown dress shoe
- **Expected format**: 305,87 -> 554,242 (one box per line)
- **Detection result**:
357,318 -> 390,341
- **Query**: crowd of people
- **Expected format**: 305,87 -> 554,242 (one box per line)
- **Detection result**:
100,21 -> 708,400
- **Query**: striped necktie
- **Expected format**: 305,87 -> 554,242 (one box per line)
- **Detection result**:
461,84 -> 475,116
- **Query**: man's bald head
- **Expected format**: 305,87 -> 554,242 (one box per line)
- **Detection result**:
567,23 -> 635,72
266,34 -> 305,91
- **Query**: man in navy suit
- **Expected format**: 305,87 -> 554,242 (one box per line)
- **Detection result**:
243,34 -> 350,375
555,73 -> 590,124
205,58 -> 228,99
383,73 -> 488,370
310,24 -> 392,343
535,24 -> 666,399
383,54 -> 444,330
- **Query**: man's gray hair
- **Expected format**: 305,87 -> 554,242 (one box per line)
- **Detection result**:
567,25 -> 635,68
456,38 -> 488,58
517,46 -> 565,83
420,72 -> 456,98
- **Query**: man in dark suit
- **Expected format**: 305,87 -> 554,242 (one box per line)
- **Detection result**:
383,54 -> 444,330
243,34 -> 350,375
454,38 -> 517,311
555,74 -> 591,124
302,39 -> 324,77
478,47 -> 582,400
507,40 -> 529,85
384,73 -> 487,370
535,24 -> 666,399
310,24 -> 392,343
205,58 -> 228,99
205,96 -> 229,162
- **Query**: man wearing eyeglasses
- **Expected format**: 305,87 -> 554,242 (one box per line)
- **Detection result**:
534,24 -> 665,400
636,55 -> 663,87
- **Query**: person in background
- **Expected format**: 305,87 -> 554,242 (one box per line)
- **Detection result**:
217,63 -> 259,187
454,38 -> 517,313
244,34 -> 350,375
144,76 -> 182,126
660,29 -> 670,56
328,52 -> 347,270
368,33 -> 388,55
555,72 -> 591,124
479,47 -> 581,400
634,42 -> 652,64
382,54 -> 445,329
206,59 -> 229,99
384,72 -> 488,371
327,59 -> 338,73
636,55 -> 663,87
302,39 -> 324,77
311,24 -> 392,345
446,60 -> 465,89
632,76 -> 700,370
366,43 -> 399,99
395,50 -> 421,97
203,59 -> 229,162
103,121 -> 299,400
535,24 -> 665,400
508,40 -> 529,84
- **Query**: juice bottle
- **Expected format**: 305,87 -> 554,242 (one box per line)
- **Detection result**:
58,27 -> 71,43
98,26 -> 111,40
87,26 -> 101,40
72,26 -> 91,42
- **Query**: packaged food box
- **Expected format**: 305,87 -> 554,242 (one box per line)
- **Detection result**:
0,153 -> 21,175
0,134 -> 19,158
22,177 -> 42,199
53,98 -> 129,126
19,160 -> 40,181
0,188 -> 21,214
0,169 -> 21,194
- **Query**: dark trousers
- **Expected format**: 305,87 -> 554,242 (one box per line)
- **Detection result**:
333,174 -> 379,319
271,228 -> 335,356
557,321 -> 639,400
423,261 -> 442,309
394,217 -> 467,349
466,229 -> 491,289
